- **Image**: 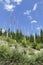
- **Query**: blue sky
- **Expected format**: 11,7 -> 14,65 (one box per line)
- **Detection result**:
0,0 -> 43,35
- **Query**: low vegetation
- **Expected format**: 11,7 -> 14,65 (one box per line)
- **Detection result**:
0,28 -> 43,65
0,43 -> 43,65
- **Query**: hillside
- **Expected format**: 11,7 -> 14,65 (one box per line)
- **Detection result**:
0,29 -> 43,65
0,39 -> 43,65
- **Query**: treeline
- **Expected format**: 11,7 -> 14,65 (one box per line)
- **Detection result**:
29,29 -> 43,43
0,28 -> 43,43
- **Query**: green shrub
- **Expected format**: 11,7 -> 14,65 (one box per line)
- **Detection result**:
0,43 -> 43,65
32,42 -> 37,49
29,50 -> 34,55
36,44 -> 41,50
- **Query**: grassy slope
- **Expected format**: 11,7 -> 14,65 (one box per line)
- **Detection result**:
0,36 -> 43,65
0,39 -> 43,65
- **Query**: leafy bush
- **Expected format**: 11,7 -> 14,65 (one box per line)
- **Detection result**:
0,43 -> 43,65
36,44 -> 41,50
32,42 -> 37,49
29,50 -> 34,55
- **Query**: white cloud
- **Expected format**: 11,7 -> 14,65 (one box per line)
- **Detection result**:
28,16 -> 32,20
4,4 -> 15,11
0,0 -> 22,4
24,10 -> 33,20
24,10 -> 31,15
5,0 -> 10,4
36,26 -> 41,35
2,29 -> 5,33
36,26 -> 41,30
0,0 -> 22,12
33,3 -> 37,11
31,20 -> 37,23
13,0 -> 22,5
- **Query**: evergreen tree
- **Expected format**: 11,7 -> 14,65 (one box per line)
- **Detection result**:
29,34 -> 34,42
35,34 -> 41,43
40,29 -> 43,43
0,28 -> 2,36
